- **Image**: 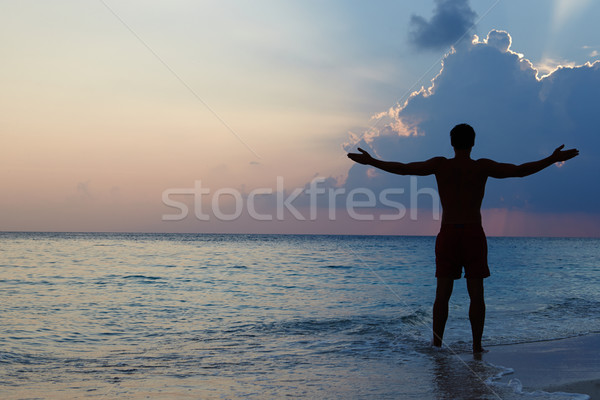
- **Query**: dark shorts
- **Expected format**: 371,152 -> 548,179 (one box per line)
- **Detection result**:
435,224 -> 490,280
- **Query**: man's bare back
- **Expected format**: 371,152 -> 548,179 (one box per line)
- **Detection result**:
435,156 -> 487,225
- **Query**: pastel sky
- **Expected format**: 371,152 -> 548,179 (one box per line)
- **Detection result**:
2,0 -> 599,236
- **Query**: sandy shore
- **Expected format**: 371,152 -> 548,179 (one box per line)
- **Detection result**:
479,333 -> 600,399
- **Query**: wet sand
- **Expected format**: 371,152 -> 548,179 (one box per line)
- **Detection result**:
481,334 -> 600,399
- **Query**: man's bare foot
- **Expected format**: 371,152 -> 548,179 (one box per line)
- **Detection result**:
473,346 -> 488,354
430,338 -> 444,351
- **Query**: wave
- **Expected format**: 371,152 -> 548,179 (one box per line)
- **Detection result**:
122,275 -> 162,281
322,265 -> 353,270
485,363 -> 591,400
531,297 -> 600,318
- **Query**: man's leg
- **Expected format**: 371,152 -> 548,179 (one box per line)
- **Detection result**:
467,278 -> 486,353
433,277 -> 454,347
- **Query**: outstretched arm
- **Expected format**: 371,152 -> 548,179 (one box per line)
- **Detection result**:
347,148 -> 443,176
481,145 -> 579,179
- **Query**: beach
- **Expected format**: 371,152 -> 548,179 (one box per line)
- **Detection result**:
478,334 -> 600,399
1,232 -> 598,399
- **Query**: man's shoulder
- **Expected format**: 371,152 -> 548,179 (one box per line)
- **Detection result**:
474,158 -> 497,166
430,156 -> 448,163
429,156 -> 448,171
473,158 -> 506,177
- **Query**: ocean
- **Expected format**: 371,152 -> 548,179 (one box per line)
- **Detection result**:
0,232 -> 598,399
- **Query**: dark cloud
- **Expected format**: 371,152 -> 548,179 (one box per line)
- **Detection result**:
409,0 -> 477,50
345,30 -> 600,215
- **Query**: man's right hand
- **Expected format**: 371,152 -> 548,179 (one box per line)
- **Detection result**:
347,148 -> 374,165
551,145 -> 579,163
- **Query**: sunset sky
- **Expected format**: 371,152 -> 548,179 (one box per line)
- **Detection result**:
2,0 -> 599,235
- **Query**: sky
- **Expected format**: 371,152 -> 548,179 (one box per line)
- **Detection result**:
2,0 -> 599,236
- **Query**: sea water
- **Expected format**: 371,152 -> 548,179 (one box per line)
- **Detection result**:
0,232 -> 598,399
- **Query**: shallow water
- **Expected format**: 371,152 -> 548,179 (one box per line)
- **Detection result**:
1,232 -> 598,399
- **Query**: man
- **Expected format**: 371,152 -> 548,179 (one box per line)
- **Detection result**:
347,123 -> 579,353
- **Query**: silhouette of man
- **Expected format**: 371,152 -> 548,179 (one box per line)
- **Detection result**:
347,123 -> 579,353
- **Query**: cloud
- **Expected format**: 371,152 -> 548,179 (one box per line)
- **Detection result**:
409,0 -> 477,50
582,45 -> 600,59
344,30 -> 600,217
535,57 -> 577,78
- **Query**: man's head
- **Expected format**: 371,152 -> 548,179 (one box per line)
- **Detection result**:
450,123 -> 475,150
